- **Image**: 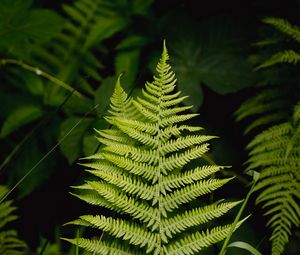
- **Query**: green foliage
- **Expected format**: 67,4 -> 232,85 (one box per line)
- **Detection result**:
158,14 -> 256,110
65,43 -> 244,254
247,103 -> 300,255
0,0 -> 154,198
256,18 -> 300,69
0,0 -> 63,57
236,17 -> 300,255
0,185 -> 27,254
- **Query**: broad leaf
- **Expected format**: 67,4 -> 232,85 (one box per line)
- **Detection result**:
115,36 -> 147,88
94,76 -> 118,117
0,0 -> 63,54
59,117 -> 92,164
0,104 -> 43,138
8,137 -> 55,198
160,13 -> 257,110
85,17 -> 127,49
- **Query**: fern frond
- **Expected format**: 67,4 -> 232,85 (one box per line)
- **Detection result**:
256,50 -> 300,69
161,165 -> 228,192
63,238 -> 143,255
245,103 -> 300,255
79,215 -> 157,250
161,144 -> 210,172
102,144 -> 156,163
160,114 -> 199,127
161,200 -> 242,239
263,17 -> 300,42
101,152 -> 157,181
235,85 -> 293,133
66,42 -> 243,254
87,169 -> 156,200
95,129 -> 133,145
161,178 -> 233,214
237,16 -> 300,255
108,75 -> 137,118
0,186 -> 27,255
107,117 -> 157,135
161,135 -> 216,155
165,219 -> 246,255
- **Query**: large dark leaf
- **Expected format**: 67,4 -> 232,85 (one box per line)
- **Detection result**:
160,13 -> 257,110
0,0 -> 63,54
59,117 -> 92,164
115,35 -> 147,89
8,137 -> 56,199
94,76 -> 118,117
0,104 -> 43,138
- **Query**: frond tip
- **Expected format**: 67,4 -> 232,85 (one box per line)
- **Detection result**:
65,41 -> 243,254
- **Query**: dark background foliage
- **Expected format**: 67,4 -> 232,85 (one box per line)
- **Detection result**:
0,0 -> 299,254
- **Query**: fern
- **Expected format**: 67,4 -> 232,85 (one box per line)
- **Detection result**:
0,186 -> 27,255
64,42 -> 245,254
262,17 -> 300,43
246,102 -> 300,255
256,17 -> 300,70
234,84 -> 294,133
236,17 -> 300,255
28,0 -> 128,102
256,50 -> 300,69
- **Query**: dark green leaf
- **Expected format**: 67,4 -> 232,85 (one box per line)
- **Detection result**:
25,9 -> 64,42
59,117 -> 92,164
132,0 -> 154,15
0,0 -> 63,52
8,137 -> 55,199
115,36 -> 147,88
0,104 -> 43,138
94,76 -> 117,117
197,54 -> 255,95
22,72 -> 44,96
83,119 -> 109,156
162,14 -> 257,109
85,17 -> 127,49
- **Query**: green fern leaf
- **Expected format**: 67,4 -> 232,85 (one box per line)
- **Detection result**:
244,102 -> 300,255
256,50 -> 300,69
0,186 -> 27,255
65,42 -> 244,254
263,17 -> 300,43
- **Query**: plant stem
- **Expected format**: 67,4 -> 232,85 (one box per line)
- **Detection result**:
219,179 -> 257,255
0,58 -> 82,97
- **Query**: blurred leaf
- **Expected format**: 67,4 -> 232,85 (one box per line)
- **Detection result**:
63,95 -> 94,115
227,241 -> 262,255
83,135 -> 98,157
24,10 -> 64,41
22,72 -> 44,96
0,0 -> 63,53
197,54 -> 255,95
161,13 -> 257,110
0,104 -> 43,138
85,17 -> 127,49
8,137 -> 55,199
132,0 -> 154,15
0,90 -> 35,117
115,36 -> 147,88
59,117 -> 92,164
94,76 -> 117,117
116,35 -> 147,50
83,119 -> 109,156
